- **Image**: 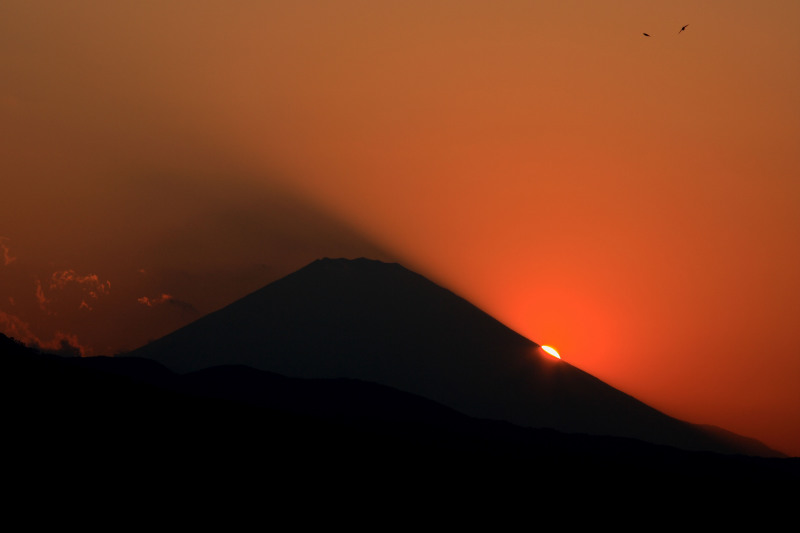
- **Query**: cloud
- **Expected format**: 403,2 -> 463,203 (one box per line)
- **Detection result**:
0,311 -> 35,342
38,332 -> 85,357
137,293 -> 196,313
31,270 -> 111,312
35,280 -> 49,311
0,237 -> 16,266
0,311 -> 87,356
37,270 -> 111,310
49,270 -> 111,299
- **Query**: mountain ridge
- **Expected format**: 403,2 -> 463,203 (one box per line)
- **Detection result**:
127,257 -> 783,457
6,334 -> 796,488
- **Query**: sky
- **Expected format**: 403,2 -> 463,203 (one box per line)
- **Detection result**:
1,1 -> 799,456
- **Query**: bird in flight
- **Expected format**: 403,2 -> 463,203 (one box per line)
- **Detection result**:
643,33 -> 650,37
678,24 -> 689,34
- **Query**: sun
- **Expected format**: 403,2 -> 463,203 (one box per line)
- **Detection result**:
541,345 -> 561,359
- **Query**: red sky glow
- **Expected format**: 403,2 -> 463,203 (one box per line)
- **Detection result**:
1,1 -> 799,456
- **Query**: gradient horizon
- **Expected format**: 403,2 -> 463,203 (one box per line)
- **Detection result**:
2,1 -> 798,456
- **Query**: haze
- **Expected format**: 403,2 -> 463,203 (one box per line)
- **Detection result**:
1,1 -> 798,456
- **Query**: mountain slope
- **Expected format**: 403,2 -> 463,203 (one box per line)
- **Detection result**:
129,257 -> 781,456
6,333 -> 797,489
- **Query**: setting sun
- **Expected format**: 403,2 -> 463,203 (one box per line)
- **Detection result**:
1,0 -> 797,459
541,345 -> 561,359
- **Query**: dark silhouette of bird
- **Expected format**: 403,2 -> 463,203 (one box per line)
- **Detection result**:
643,33 -> 650,37
678,24 -> 689,34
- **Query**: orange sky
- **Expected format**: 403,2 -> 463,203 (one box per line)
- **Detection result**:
2,1 -> 799,456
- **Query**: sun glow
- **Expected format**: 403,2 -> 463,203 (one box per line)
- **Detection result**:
541,345 -> 561,359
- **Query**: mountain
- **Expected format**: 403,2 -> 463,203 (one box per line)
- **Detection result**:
5,333 -> 797,490
128,257 -> 781,457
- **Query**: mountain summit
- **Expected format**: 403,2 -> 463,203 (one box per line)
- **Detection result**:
129,257 -> 779,456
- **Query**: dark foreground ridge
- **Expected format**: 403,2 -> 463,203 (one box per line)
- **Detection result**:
4,334 -> 799,494
129,257 -> 782,457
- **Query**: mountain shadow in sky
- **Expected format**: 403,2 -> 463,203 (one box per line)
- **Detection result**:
128,258 -> 781,457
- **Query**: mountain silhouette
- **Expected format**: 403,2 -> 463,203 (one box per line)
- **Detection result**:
128,257 -> 781,457
6,332 -> 797,492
